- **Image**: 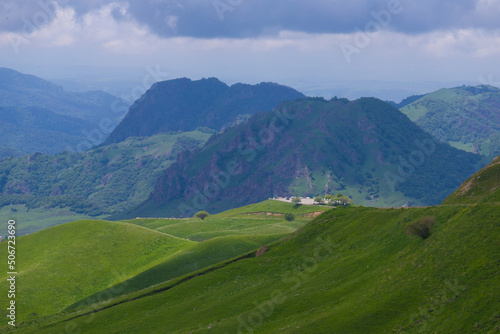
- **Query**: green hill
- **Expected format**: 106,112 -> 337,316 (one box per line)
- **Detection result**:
10,203 -> 498,333
3,167 -> 499,333
0,200 -> 325,325
126,200 -> 327,242
400,85 -> 500,156
0,220 -> 192,322
442,155 -> 500,205
0,129 -> 214,235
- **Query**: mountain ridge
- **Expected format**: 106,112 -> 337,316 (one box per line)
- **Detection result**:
0,67 -> 128,155
400,84 -> 500,156
118,97 -> 484,219
105,77 -> 305,144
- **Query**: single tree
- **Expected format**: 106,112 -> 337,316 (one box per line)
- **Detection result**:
314,196 -> 323,204
291,197 -> 301,205
284,213 -> 295,221
194,211 -> 209,220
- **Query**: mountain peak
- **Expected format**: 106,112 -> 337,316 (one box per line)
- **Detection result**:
105,77 -> 305,144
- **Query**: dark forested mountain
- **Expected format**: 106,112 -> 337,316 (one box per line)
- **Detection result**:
119,97 -> 484,219
0,67 -> 128,154
105,77 -> 305,144
400,85 -> 500,156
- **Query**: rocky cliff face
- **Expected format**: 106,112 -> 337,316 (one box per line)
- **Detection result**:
105,77 -> 306,144
124,97 -> 483,218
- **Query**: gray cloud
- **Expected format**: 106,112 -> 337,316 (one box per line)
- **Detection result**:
1,0 -> 499,38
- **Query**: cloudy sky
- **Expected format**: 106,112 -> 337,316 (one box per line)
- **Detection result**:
1,0 -> 500,100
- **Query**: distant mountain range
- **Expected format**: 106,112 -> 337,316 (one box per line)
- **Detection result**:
0,67 -> 128,155
398,85 -> 500,156
118,97 -> 484,219
105,77 -> 305,144
1,73 -> 497,227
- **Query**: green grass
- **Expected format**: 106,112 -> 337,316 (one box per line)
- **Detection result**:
9,203 -> 498,333
125,200 -> 326,241
442,156 -> 500,205
67,234 -> 282,309
399,86 -> 500,156
0,220 -> 192,322
212,200 -> 326,217
448,141 -> 475,153
0,200 -> 325,325
400,103 -> 429,122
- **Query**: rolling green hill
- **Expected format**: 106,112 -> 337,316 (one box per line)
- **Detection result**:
0,220 -> 193,322
0,67 -> 128,155
126,200 -> 327,242
0,200 -> 325,325
400,85 -> 500,156
3,160 -> 499,333
122,97 -> 484,219
9,201 -> 498,333
0,129 -> 215,235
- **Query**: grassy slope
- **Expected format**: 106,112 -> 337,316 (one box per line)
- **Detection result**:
399,86 -> 500,156
1,201 -> 325,326
442,155 -> 500,205
67,201 -> 326,305
400,88 -> 460,122
0,220 -> 192,322
67,234 -> 281,310
126,200 -> 326,241
9,203 -> 499,333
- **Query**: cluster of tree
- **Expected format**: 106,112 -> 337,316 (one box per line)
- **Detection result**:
0,134 -> 208,216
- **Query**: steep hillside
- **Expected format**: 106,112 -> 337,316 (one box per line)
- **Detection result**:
0,130 -> 214,235
400,85 -> 500,155
12,202 -> 499,333
105,77 -> 305,144
0,67 -> 128,154
122,97 -> 483,219
442,155 -> 500,205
